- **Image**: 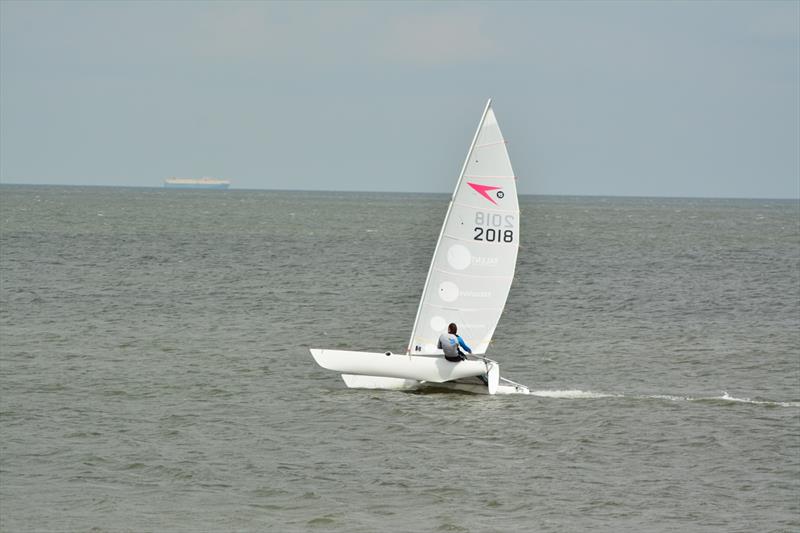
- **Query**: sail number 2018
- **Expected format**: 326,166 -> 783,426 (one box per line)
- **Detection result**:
473,212 -> 514,243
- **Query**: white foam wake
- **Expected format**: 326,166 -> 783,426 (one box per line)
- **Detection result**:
531,389 -> 620,399
707,391 -> 800,407
528,389 -> 799,407
644,391 -> 799,407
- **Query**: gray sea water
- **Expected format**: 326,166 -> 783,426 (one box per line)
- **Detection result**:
1,185 -> 798,532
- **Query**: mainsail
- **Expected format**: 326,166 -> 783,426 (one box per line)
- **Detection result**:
408,100 -> 519,355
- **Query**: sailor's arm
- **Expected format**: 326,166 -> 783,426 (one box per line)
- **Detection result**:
456,335 -> 472,354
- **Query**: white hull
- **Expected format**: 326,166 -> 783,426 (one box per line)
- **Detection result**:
310,349 -> 493,383
310,349 -> 523,395
340,374 -> 530,395
340,374 -> 420,390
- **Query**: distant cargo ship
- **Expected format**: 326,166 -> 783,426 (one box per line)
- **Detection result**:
164,177 -> 231,189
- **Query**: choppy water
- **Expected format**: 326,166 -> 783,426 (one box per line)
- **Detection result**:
1,185 -> 798,532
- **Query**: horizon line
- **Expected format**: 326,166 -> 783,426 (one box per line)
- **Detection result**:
0,181 -> 798,202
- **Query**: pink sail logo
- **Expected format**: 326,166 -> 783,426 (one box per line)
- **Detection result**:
467,182 -> 503,205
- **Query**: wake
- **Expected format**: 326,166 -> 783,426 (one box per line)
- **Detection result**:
529,389 -> 799,407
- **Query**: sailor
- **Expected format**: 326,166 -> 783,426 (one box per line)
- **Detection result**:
437,323 -> 472,362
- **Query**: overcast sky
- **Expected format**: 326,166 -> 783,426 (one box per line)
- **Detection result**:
1,0 -> 798,198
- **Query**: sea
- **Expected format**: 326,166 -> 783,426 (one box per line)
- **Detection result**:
1,184 -> 798,532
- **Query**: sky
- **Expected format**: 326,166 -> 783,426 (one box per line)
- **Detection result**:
1,0 -> 798,198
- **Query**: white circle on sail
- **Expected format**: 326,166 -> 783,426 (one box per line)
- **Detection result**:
447,244 -> 471,270
438,281 -> 459,302
430,316 -> 447,332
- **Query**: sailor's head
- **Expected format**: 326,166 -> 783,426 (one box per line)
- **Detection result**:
448,323 -> 458,334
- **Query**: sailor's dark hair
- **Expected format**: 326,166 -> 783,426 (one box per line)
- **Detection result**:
448,323 -> 457,334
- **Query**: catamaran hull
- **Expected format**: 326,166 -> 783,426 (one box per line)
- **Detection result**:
310,349 -> 490,382
340,374 -> 530,395
310,349 -> 508,395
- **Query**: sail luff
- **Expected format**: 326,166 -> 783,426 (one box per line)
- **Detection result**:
406,99 -> 494,354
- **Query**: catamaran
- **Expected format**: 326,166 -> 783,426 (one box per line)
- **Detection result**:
310,99 -> 529,395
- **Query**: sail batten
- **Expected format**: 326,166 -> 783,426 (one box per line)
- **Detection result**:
449,202 -> 518,213
462,175 -> 517,180
431,267 -> 515,280
407,101 -> 519,355
422,304 -> 507,312
475,141 -> 509,149
440,234 -> 520,248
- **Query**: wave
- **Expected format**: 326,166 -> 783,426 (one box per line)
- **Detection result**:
531,389 -> 621,399
644,391 -> 799,407
695,391 -> 800,407
529,389 -> 799,407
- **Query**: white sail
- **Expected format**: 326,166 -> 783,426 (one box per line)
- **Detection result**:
408,100 -> 518,355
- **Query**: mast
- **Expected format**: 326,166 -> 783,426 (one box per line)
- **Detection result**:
406,99 -> 493,353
